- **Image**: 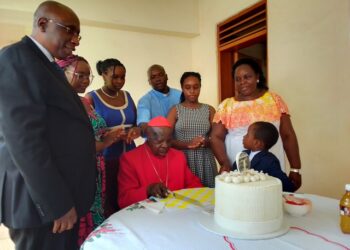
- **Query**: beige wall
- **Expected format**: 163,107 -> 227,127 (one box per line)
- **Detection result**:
0,0 -> 196,105
192,0 -> 350,199
191,0 -> 260,106
78,26 -> 193,103
0,0 -> 199,35
268,0 -> 350,198
0,0 -> 349,198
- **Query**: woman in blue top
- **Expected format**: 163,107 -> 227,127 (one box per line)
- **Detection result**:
86,58 -> 140,216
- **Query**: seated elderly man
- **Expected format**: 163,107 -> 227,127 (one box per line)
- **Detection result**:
118,116 -> 202,208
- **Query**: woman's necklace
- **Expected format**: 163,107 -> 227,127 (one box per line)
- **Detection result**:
101,87 -> 119,99
144,146 -> 169,187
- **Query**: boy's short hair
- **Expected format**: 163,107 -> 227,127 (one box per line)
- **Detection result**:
252,121 -> 279,150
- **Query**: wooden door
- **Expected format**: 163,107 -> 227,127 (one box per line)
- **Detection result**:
217,0 -> 267,101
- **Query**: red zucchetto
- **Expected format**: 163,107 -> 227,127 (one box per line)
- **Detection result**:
148,116 -> 171,127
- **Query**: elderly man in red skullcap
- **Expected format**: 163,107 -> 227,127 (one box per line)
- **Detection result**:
118,116 -> 202,209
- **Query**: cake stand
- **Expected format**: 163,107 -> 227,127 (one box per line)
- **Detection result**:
198,212 -> 289,240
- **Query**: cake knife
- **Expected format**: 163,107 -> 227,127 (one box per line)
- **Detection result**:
168,191 -> 204,207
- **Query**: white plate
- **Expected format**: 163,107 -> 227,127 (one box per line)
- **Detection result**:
198,213 -> 289,240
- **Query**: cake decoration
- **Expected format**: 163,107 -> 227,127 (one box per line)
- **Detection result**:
218,169 -> 268,184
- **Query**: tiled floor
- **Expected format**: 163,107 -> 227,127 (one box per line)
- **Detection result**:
0,225 -> 14,250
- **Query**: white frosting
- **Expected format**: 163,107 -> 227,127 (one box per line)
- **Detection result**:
214,173 -> 283,235
224,176 -> 232,183
219,169 -> 268,184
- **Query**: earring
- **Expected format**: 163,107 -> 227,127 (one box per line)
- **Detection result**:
257,80 -> 260,83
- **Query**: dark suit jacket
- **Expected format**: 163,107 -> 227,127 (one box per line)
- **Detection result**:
0,36 -> 96,229
232,150 -> 296,192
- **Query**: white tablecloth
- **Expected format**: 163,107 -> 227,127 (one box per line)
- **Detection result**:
81,188 -> 350,250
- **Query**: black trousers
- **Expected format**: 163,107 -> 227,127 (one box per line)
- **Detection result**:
8,222 -> 79,250
104,158 -> 120,218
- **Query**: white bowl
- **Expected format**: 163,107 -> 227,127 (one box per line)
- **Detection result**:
283,195 -> 312,216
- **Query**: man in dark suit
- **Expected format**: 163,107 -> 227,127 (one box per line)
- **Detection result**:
0,1 -> 96,249
232,121 -> 297,192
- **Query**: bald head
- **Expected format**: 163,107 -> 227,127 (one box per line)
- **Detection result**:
146,126 -> 172,141
31,1 -> 80,59
33,1 -> 78,29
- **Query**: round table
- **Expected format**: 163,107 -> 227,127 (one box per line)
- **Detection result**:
81,188 -> 350,250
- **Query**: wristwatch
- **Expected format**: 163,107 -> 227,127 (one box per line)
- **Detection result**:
290,168 -> 301,174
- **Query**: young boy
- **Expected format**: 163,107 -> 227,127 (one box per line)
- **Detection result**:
233,121 -> 297,192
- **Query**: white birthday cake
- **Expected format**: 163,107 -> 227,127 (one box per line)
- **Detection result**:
214,169 -> 283,235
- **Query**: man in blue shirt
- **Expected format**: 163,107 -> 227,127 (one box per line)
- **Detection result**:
137,64 -> 181,133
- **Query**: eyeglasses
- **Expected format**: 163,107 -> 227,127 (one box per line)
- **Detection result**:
47,19 -> 82,41
66,71 -> 94,82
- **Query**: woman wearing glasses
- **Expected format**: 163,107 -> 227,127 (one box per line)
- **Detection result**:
210,58 -> 302,191
86,58 -> 140,217
57,55 -> 124,246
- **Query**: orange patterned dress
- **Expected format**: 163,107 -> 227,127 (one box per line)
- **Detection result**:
213,91 -> 289,171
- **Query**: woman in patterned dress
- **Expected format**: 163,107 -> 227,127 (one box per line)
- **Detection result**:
57,56 -> 125,246
167,72 -> 217,187
210,58 -> 301,190
86,58 -> 140,217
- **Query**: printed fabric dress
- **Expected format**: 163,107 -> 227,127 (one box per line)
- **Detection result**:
174,104 -> 217,188
78,97 -> 107,246
213,91 -> 289,171
89,90 -> 137,216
